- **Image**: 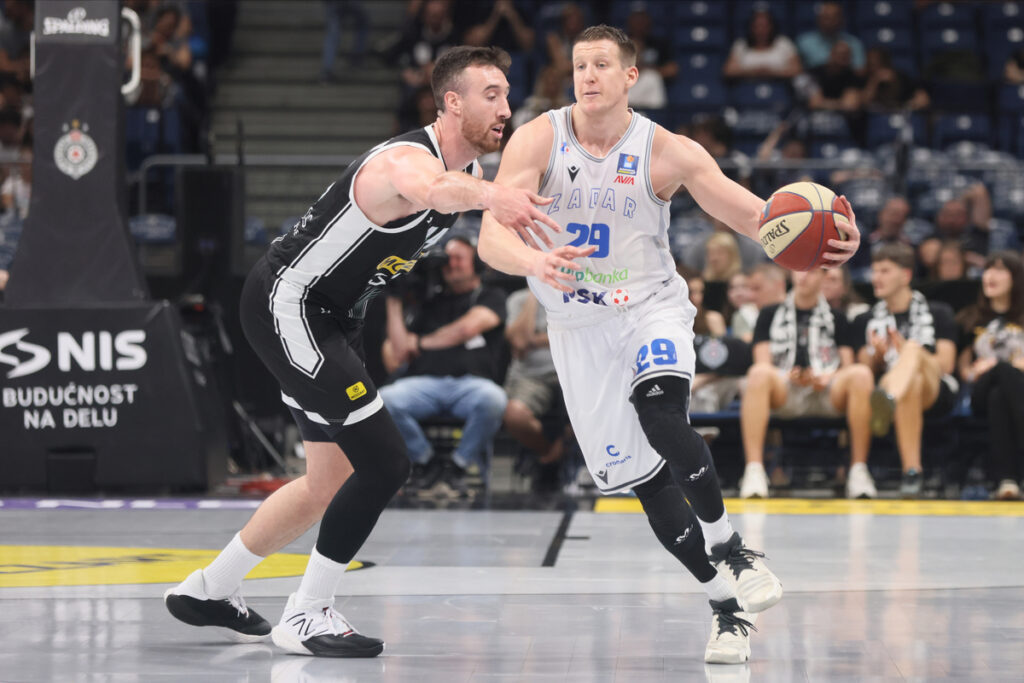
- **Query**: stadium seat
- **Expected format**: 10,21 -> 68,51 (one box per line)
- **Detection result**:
861,26 -> 914,54
854,0 -> 913,29
989,217 -> 1021,251
866,112 -> 926,147
810,141 -> 855,159
506,52 -> 530,109
982,1 -> 1024,35
806,110 -> 852,142
920,27 -> 978,66
934,114 -> 992,148
244,216 -> 267,246
728,80 -> 792,110
667,77 -> 726,112
681,53 -> 723,81
997,114 -> 1024,156
991,179 -> 1024,222
673,24 -> 728,52
986,25 -> 1024,80
674,1 -> 727,26
928,81 -> 991,113
920,2 -> 978,30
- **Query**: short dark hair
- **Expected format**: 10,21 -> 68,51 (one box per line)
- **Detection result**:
873,243 -> 915,271
431,46 -> 511,111
573,24 -> 637,66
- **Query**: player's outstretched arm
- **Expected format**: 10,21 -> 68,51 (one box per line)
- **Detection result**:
479,118 -> 594,291
380,145 -> 562,247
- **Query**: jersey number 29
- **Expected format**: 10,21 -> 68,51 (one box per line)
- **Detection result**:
567,222 -> 610,258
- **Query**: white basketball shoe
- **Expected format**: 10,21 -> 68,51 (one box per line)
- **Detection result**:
709,533 -> 783,613
704,597 -> 756,664
271,593 -> 384,658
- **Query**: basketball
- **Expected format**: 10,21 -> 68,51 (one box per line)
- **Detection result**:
757,182 -> 851,271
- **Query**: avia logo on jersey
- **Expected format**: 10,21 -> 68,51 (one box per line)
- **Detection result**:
617,153 -> 639,176
562,288 -> 608,306
613,175 -> 634,185
0,329 -> 147,379
560,266 -> 628,285
376,255 -> 416,276
604,444 -> 633,469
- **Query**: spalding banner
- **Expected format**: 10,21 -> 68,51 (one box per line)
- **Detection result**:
0,303 -> 228,491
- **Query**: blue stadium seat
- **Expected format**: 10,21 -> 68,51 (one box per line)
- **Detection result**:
861,26 -> 914,54
999,83 -> 1024,112
806,110 -> 852,142
730,109 -> 781,142
728,80 -> 791,110
674,24 -> 728,52
989,217 -> 1021,250
986,25 -> 1024,80
506,52 -> 530,109
866,112 -> 926,147
920,28 -> 978,65
681,52 -> 723,80
854,0 -> 913,29
982,2 -> 1024,35
244,216 -> 267,246
674,1 -> 727,26
991,180 -> 1024,221
928,81 -> 991,113
920,2 -> 978,30
810,141 -> 856,158
997,114 -> 1024,156
668,77 -> 726,111
934,114 -> 992,148
607,0 -> 672,38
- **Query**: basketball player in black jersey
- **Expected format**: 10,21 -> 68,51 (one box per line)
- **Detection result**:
164,46 -> 592,657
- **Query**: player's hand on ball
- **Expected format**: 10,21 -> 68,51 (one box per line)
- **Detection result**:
534,244 -> 596,293
488,185 -> 563,249
822,195 -> 861,268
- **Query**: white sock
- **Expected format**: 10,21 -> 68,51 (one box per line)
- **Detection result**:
295,547 -> 347,607
701,511 -> 735,555
701,573 -> 735,603
202,532 -> 264,599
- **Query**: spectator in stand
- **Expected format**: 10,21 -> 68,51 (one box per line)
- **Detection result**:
822,265 -> 869,322
739,268 -> 877,499
682,115 -> 752,187
625,3 -> 677,111
807,41 -> 862,113
320,0 -> 369,82
918,184 -> 992,274
380,235 -> 508,497
456,0 -> 534,53
545,2 -> 585,79
687,270 -> 727,338
502,287 -> 566,485
703,231 -> 743,284
726,270 -> 759,341
869,197 -> 913,251
930,241 -> 968,282
0,0 -> 32,87
956,251 -> 1024,500
796,1 -> 865,72
861,47 -> 929,112
853,244 -> 959,498
1,138 -> 29,220
388,0 -> 459,132
1003,47 -> 1024,84
737,263 -> 788,343
511,65 -> 570,130
723,9 -> 801,81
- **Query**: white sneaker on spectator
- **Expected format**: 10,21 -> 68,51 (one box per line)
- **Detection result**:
846,463 -> 877,499
270,593 -> 384,658
704,597 -> 755,664
996,479 -> 1020,500
739,463 -> 769,499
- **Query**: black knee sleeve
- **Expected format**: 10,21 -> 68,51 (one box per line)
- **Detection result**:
632,376 -> 724,523
633,468 -> 716,582
315,409 -> 410,563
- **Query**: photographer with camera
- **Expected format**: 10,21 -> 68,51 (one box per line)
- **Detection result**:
380,233 -> 508,496
738,268 -> 877,499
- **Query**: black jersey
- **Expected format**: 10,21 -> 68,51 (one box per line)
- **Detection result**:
265,125 -> 476,325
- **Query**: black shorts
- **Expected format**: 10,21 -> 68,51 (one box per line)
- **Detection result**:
240,258 -> 382,441
924,374 -> 958,419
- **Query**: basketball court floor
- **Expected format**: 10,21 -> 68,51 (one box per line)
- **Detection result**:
2,497 -> 1023,682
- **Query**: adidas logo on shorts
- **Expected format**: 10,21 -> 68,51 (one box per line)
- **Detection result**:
645,384 -> 664,398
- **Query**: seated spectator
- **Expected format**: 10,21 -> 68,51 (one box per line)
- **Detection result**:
807,41 -> 862,113
456,0 -> 534,52
386,0 -> 458,132
796,1 -> 865,72
822,265 -> 869,322
869,196 -> 912,251
723,9 -> 801,81
512,65 -> 569,130
736,262 -> 788,343
956,251 -> 1024,500
1,139 -> 29,220
918,184 -> 992,275
626,3 -> 677,110
681,116 -> 752,187
501,287 -> 567,489
861,47 -> 929,112
380,235 -> 508,496
931,240 -> 968,282
1004,47 -> 1024,84
726,270 -> 759,341
740,268 -> 876,499
702,231 -> 743,284
853,244 -> 959,498
545,2 -> 585,79
686,270 -> 727,338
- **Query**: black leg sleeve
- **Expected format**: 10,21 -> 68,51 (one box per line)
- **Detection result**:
633,467 -> 717,582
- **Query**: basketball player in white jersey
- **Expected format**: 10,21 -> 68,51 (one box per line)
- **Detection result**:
478,26 -> 861,664
163,47 -> 589,657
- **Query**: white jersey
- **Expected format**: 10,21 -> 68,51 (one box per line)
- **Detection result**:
530,105 -> 683,326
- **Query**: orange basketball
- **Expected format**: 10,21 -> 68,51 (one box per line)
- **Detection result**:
757,182 -> 851,271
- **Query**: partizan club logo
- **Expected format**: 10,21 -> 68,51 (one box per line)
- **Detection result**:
54,120 -> 98,180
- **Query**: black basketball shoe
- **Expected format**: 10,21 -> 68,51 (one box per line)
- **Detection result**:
164,569 -> 272,642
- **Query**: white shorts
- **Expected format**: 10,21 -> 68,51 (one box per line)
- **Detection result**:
548,279 -> 696,494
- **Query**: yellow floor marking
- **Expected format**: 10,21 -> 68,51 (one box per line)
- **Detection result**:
594,497 -> 1024,517
0,545 -> 311,588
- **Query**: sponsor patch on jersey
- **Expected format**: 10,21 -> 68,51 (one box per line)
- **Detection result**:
346,382 -> 368,400
617,153 -> 639,176
377,255 -> 416,275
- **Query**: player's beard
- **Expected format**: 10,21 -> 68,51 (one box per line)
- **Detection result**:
462,116 -> 502,155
